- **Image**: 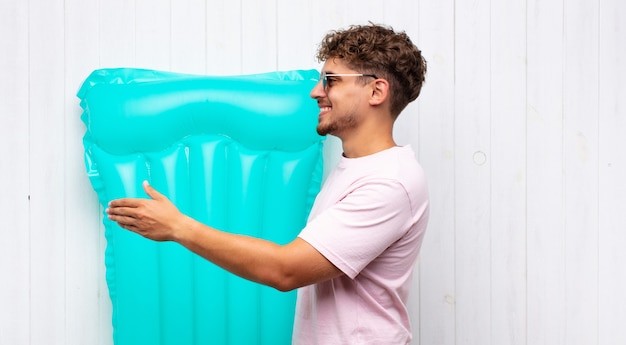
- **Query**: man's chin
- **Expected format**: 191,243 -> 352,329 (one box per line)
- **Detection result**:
316,126 -> 330,136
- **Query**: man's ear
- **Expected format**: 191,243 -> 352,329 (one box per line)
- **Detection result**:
369,79 -> 390,106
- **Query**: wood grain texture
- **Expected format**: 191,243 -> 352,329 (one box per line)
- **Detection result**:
598,1 -> 626,345
0,0 -> 30,344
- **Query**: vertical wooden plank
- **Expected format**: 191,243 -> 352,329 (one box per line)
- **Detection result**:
489,0 -> 527,344
64,0 -> 104,344
241,0 -> 277,73
98,0 -> 135,67
598,0 -> 626,344
563,1 -> 600,344
306,0 -> 347,45
135,0 -> 171,70
171,0 -> 206,74
414,0 -> 456,344
0,0 -> 31,343
345,0 -> 385,25
206,0 -> 242,75
526,0 -> 566,344
454,0 -> 492,344
384,0 -> 419,32
28,0 -> 67,343
276,0 -> 317,71
317,0 -> 352,30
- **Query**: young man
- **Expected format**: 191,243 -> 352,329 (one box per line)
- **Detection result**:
107,23 -> 429,344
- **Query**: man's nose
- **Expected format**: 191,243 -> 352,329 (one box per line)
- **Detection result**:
310,80 -> 326,99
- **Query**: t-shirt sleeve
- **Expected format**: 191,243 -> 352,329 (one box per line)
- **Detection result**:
297,178 -> 413,279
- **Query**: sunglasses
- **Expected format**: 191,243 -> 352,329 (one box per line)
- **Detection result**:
320,71 -> 378,90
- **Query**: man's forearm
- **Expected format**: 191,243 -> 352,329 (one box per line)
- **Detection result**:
174,216 -> 293,290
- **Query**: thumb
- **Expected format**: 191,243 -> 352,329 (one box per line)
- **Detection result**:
143,180 -> 165,201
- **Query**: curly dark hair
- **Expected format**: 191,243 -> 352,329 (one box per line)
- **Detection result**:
316,23 -> 427,118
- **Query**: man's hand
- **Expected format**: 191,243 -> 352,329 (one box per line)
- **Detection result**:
106,180 -> 187,242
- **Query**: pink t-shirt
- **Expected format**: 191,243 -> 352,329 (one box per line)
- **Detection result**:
293,145 -> 429,345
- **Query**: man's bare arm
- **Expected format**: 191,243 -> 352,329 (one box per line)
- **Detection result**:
106,181 -> 342,291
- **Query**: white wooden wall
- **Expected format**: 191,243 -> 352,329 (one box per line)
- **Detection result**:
1,0 -> 625,344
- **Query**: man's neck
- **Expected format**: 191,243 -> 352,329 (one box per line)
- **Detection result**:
336,108 -> 397,158
340,132 -> 397,158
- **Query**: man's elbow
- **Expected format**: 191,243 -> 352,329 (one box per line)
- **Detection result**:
262,268 -> 305,292
268,273 -> 303,292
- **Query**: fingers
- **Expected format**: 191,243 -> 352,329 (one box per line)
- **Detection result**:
106,201 -> 136,222
107,213 -> 135,226
108,198 -> 142,208
143,180 -> 165,201
108,181 -> 162,207
106,205 -> 137,217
